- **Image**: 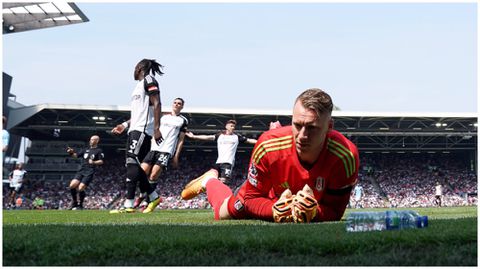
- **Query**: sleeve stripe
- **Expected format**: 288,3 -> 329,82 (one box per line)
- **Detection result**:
329,139 -> 356,174
328,146 -> 352,177
327,139 -> 356,178
251,135 -> 292,163
254,144 -> 292,164
147,86 -> 158,92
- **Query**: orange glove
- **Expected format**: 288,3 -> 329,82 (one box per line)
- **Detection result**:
272,189 -> 295,223
292,184 -> 318,223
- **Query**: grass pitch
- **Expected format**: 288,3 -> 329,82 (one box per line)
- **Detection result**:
3,206 -> 477,266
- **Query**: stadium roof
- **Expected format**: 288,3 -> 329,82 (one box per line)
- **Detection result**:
2,2 -> 88,34
6,103 -> 478,153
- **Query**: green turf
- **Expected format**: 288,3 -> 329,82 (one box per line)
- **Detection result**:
2,207 -> 477,266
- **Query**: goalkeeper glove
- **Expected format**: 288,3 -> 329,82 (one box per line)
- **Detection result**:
292,184 -> 318,223
272,189 -> 295,223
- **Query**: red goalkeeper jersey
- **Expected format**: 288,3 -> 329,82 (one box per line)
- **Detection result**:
240,125 -> 359,222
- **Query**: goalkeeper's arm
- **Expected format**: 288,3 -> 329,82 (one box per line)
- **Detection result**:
313,186 -> 353,222
291,184 -> 354,223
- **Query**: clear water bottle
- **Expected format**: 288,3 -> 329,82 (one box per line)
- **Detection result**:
346,210 -> 428,232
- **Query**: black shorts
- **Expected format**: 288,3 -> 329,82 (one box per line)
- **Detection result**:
215,163 -> 233,181
126,130 -> 152,165
143,151 -> 171,168
74,170 -> 95,186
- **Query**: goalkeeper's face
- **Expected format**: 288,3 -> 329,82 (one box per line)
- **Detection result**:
292,101 -> 332,164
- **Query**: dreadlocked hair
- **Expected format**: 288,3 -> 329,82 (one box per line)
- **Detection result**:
138,59 -> 164,77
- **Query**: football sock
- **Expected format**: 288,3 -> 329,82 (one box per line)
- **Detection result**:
149,179 -> 157,192
70,188 -> 78,205
133,166 -> 153,195
126,164 -> 141,200
78,190 -> 86,207
206,179 -> 233,220
124,199 -> 134,208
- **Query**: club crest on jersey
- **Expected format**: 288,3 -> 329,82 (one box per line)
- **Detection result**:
248,163 -> 258,187
315,177 -> 325,192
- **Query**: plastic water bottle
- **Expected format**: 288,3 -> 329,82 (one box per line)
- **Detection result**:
346,210 -> 428,232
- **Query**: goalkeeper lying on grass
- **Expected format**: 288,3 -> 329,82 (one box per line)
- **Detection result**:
181,88 -> 359,223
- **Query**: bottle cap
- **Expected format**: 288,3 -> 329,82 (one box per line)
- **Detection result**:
416,216 -> 428,228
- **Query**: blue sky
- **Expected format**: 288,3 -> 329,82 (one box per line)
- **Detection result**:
2,2 -> 477,113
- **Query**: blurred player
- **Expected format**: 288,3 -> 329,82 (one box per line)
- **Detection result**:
185,119 -> 257,184
67,135 -> 104,210
182,88 -> 359,223
137,97 -> 188,212
8,163 -> 27,209
110,59 -> 163,213
435,182 -> 443,207
353,184 -> 363,208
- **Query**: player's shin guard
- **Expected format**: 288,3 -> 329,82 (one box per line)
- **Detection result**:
205,179 -> 233,220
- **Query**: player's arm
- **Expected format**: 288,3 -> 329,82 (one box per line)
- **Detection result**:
243,169 -> 276,221
89,151 -> 104,166
90,159 -> 104,165
314,181 -> 356,222
150,92 -> 162,143
172,132 -> 186,168
145,75 -> 162,143
66,147 -> 78,158
238,134 -> 257,145
22,172 -> 28,184
185,131 -> 215,141
242,141 -> 277,221
93,159 -> 104,166
112,119 -> 130,135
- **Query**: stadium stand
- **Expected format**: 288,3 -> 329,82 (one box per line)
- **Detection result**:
24,140 -> 85,181
351,153 -> 477,208
3,151 -> 477,210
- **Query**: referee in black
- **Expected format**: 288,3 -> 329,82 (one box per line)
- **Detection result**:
67,135 -> 104,210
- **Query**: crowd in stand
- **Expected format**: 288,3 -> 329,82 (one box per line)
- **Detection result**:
350,154 -> 477,208
3,151 -> 477,210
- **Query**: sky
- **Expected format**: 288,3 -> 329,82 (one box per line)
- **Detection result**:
2,2 -> 478,113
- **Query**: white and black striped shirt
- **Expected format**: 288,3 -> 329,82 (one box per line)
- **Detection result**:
128,75 -> 159,136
